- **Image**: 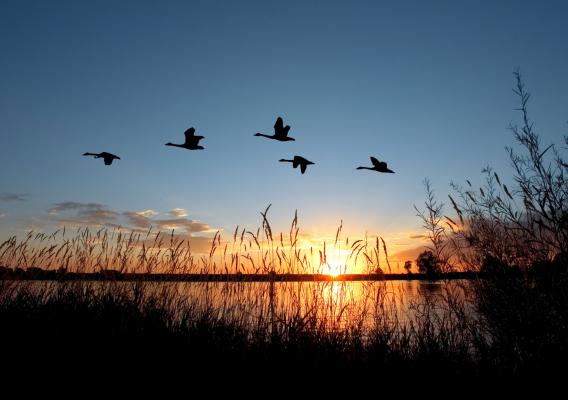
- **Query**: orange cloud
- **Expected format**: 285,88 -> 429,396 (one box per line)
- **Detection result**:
169,208 -> 188,217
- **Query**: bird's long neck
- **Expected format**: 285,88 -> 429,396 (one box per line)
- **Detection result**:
165,143 -> 183,148
357,166 -> 373,170
83,152 -> 98,156
255,133 -> 273,139
279,159 -> 293,163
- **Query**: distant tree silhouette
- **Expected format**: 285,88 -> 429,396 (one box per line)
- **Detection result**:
416,250 -> 440,276
404,260 -> 412,274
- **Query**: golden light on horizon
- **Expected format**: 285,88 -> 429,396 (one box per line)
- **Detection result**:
322,262 -> 341,276
322,254 -> 347,276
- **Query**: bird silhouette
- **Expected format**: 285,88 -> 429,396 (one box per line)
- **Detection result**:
357,157 -> 394,173
83,152 -> 121,166
166,127 -> 205,150
254,117 -> 295,141
279,156 -> 314,174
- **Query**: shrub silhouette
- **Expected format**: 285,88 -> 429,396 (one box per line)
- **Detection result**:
415,71 -> 568,273
416,250 -> 440,276
411,71 -> 568,375
449,71 -> 568,270
479,255 -> 514,277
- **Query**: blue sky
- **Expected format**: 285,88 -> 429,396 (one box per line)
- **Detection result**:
1,0 -> 567,256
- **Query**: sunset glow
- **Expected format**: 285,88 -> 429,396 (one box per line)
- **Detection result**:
0,2 -> 564,275
323,260 -> 344,277
1,0 -> 567,381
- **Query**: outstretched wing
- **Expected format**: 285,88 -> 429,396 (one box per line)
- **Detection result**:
300,163 -> 307,174
370,157 -> 381,168
293,156 -> 300,168
101,152 -> 119,165
274,117 -> 284,133
184,128 -> 196,143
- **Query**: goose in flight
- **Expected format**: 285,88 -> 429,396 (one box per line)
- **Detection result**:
254,117 -> 295,141
357,157 -> 394,173
83,152 -> 121,166
279,156 -> 314,174
166,127 -> 205,150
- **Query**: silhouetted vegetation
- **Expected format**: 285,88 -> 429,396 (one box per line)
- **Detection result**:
0,279 -> 507,380
1,72 -> 567,381
411,71 -> 568,379
445,72 -> 568,271
0,205 -> 395,275
416,250 -> 440,277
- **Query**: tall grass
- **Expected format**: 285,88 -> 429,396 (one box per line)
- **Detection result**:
0,205 -> 392,275
2,72 -> 568,379
0,207 -> 481,376
0,279 -> 485,378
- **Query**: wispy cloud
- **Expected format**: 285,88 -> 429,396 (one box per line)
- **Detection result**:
121,209 -> 210,233
49,202 -> 119,226
169,208 -> 187,217
123,210 -> 158,228
0,193 -> 28,202
49,201 -> 107,214
153,218 -> 211,233
0,213 -> 6,219
47,202 -> 213,234
137,210 -> 158,218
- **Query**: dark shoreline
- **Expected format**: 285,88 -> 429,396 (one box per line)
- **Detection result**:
0,268 -> 506,282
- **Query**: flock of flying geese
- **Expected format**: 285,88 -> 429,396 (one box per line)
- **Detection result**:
83,117 -> 395,175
